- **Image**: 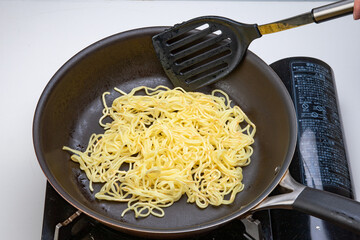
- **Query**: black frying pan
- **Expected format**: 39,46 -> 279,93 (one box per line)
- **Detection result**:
33,27 -> 360,239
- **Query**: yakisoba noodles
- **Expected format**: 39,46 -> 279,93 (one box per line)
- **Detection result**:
63,85 -> 255,218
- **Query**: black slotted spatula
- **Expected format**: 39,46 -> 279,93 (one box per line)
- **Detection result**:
152,0 -> 354,91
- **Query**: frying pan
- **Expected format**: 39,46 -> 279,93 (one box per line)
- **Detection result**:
33,27 -> 360,238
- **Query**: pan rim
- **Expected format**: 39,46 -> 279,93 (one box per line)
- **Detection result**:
32,26 -> 297,237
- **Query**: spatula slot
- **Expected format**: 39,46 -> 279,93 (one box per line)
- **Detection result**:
168,29 -> 215,55
166,23 -> 212,45
170,34 -> 230,59
177,48 -> 231,74
195,23 -> 210,31
174,42 -> 231,64
168,27 -> 227,53
181,56 -> 229,78
184,62 -> 228,84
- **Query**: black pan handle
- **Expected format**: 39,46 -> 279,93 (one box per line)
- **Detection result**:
253,171 -> 360,233
293,186 -> 360,233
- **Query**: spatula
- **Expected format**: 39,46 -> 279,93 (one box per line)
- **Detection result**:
152,0 -> 354,91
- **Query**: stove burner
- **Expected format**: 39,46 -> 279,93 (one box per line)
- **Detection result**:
42,182 -> 271,240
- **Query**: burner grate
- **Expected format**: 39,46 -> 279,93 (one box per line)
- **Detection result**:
42,182 -> 271,240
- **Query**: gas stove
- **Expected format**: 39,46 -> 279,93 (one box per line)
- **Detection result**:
42,182 -> 274,240
41,57 -> 360,240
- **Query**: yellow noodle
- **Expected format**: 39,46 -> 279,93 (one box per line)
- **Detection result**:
63,85 -> 255,218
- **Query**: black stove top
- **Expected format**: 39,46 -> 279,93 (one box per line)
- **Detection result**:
41,57 -> 360,240
42,182 -> 272,240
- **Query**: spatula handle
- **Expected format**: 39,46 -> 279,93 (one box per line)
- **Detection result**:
312,0 -> 354,23
258,0 -> 354,35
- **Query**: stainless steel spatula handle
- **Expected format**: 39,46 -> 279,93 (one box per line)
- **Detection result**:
258,0 -> 354,35
313,0 -> 354,23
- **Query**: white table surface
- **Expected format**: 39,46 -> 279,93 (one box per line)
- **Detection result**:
0,1 -> 359,239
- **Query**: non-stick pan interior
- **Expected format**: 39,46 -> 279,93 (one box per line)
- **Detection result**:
33,27 -> 296,237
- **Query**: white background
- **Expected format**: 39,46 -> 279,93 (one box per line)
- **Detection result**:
0,1 -> 359,239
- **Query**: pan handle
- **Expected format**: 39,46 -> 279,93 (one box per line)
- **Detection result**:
254,171 -> 360,233
292,186 -> 360,233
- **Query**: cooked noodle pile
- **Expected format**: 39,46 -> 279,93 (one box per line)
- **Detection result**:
63,86 -> 255,218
